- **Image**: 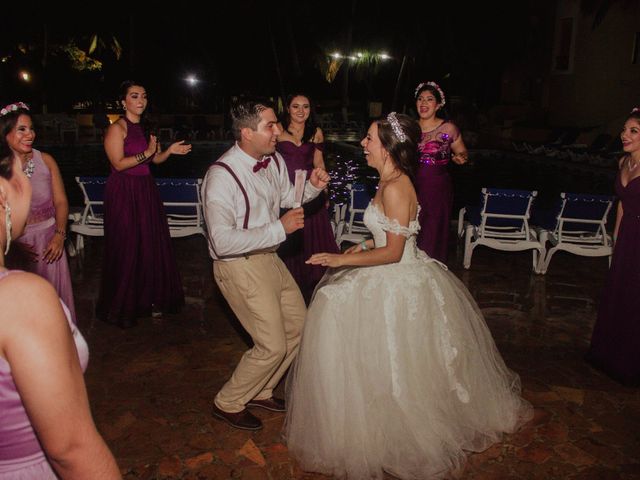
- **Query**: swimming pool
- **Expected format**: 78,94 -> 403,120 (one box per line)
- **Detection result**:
43,141 -> 617,212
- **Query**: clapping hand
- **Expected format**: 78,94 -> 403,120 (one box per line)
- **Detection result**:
167,140 -> 192,156
309,167 -> 330,190
147,135 -> 159,157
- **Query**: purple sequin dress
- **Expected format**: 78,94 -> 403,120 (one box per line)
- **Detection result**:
276,141 -> 339,303
97,118 -> 184,326
587,173 -> 640,385
11,149 -> 76,323
415,122 -> 460,263
0,270 -> 87,479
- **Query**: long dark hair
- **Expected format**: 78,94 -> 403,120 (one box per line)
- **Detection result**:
119,80 -> 152,140
281,92 -> 318,143
0,106 -> 32,146
0,144 -> 14,180
376,113 -> 421,178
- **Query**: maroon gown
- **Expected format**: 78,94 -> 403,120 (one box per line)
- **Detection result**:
415,121 -> 460,264
276,141 -> 339,304
586,172 -> 640,386
97,118 -> 184,327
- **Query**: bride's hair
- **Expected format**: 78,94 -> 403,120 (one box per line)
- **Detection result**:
376,113 -> 421,178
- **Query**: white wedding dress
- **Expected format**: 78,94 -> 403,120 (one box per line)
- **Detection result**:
284,202 -> 533,479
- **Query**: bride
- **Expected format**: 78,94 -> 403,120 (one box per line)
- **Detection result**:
284,113 -> 532,479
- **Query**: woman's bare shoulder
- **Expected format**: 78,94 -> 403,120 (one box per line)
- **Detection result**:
0,272 -> 61,333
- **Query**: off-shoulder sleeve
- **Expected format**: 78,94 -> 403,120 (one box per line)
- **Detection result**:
379,216 -> 419,238
442,122 -> 460,142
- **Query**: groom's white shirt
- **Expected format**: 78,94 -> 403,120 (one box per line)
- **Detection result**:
202,142 -> 322,261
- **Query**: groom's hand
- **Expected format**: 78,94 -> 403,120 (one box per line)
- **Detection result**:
281,207 -> 304,234
309,168 -> 330,190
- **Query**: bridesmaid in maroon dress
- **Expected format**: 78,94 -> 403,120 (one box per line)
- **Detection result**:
276,93 -> 338,303
97,81 -> 191,328
586,108 -> 640,386
414,82 -> 468,263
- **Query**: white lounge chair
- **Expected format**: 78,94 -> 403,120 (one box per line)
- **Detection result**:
460,188 -> 545,273
535,192 -> 615,274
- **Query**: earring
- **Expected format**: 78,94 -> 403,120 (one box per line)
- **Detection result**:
4,202 -> 11,255
123,104 -> 127,111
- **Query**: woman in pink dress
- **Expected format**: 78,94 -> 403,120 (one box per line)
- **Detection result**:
414,82 -> 468,263
0,102 -> 76,322
276,93 -> 338,303
0,144 -> 120,479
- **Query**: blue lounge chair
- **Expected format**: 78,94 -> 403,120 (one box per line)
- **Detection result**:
459,188 -> 545,272
69,176 -> 205,254
535,193 -> 615,274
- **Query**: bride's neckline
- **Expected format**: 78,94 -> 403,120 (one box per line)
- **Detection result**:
369,201 -> 420,223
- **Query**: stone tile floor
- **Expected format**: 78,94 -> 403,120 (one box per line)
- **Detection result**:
71,236 -> 640,479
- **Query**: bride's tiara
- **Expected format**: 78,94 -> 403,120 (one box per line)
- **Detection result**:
387,112 -> 407,143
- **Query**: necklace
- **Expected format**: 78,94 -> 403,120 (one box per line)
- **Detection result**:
23,158 -> 35,178
628,156 -> 639,171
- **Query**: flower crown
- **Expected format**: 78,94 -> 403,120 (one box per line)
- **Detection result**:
387,112 -> 407,143
414,81 -> 446,106
0,102 -> 29,117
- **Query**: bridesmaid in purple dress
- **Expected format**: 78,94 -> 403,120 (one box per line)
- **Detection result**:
586,108 -> 640,386
0,150 -> 120,479
277,93 -> 338,303
97,81 -> 191,328
0,103 -> 76,322
414,82 -> 468,263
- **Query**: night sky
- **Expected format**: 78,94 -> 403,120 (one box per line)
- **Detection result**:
0,1 -> 552,114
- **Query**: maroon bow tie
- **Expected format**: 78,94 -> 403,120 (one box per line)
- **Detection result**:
253,157 -> 271,173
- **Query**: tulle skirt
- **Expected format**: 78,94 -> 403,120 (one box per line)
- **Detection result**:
285,257 -> 532,479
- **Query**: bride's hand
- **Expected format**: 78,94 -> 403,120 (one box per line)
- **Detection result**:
343,244 -> 361,254
306,252 -> 343,268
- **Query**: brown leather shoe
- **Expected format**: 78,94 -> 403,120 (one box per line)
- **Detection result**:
211,404 -> 263,431
246,397 -> 286,412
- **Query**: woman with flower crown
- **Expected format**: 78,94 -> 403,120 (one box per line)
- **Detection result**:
414,81 -> 468,263
586,107 -> 640,386
0,102 -> 76,323
284,113 -> 532,479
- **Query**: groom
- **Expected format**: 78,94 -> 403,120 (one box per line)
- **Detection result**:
202,98 -> 330,430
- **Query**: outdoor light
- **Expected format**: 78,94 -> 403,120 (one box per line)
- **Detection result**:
185,75 -> 199,86
379,53 -> 391,60
331,52 -> 343,59
356,52 -> 363,58
19,71 -> 31,82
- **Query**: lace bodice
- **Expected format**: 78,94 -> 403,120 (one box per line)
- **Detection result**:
364,203 -> 422,264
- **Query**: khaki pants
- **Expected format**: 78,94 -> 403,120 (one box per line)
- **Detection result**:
213,253 -> 306,412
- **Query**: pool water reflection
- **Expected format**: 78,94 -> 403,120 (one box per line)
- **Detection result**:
46,141 -> 617,216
